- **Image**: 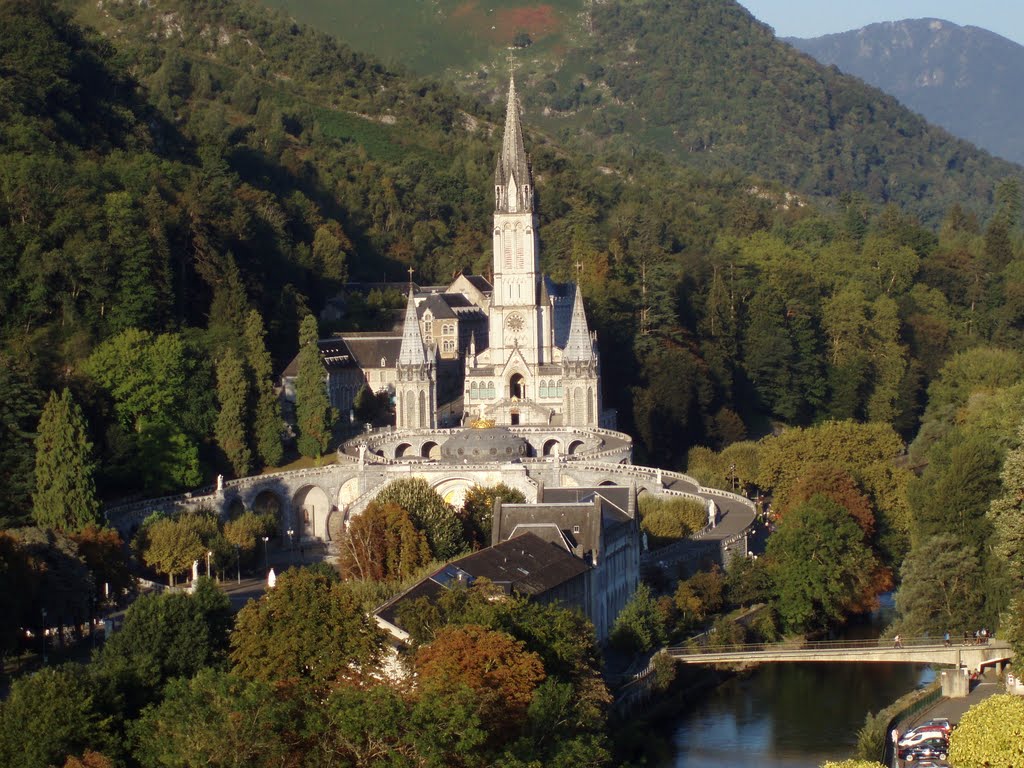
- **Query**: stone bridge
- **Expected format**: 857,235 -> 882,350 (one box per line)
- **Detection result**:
667,637 -> 1014,674
103,425 -> 757,550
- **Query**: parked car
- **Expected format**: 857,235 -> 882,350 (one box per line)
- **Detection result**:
918,718 -> 953,734
899,736 -> 948,763
898,729 -> 947,748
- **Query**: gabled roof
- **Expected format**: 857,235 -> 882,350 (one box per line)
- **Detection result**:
418,293 -> 457,320
374,532 -> 589,633
541,486 -> 635,526
342,334 -> 403,370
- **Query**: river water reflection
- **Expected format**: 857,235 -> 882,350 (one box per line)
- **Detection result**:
660,656 -> 934,767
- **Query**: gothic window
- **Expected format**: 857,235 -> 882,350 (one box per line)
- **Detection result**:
573,386 -> 585,424
405,393 -> 415,428
443,340 -> 454,352
514,225 -> 524,270
523,185 -> 530,205
556,380 -> 564,397
419,390 -> 426,428
539,381 -> 548,398
495,186 -> 502,209
471,382 -> 478,400
587,386 -> 594,424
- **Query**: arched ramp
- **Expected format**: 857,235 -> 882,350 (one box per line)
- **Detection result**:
422,441 -> 441,459
542,438 -> 561,456
292,485 -> 330,540
395,443 -> 414,459
252,490 -> 284,526
567,439 -> 585,455
431,477 -> 475,508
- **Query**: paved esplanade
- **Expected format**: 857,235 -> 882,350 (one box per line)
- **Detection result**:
667,637 -> 1013,673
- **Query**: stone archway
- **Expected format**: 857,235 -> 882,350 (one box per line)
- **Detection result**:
542,438 -> 561,456
422,441 -> 441,459
395,442 -> 414,459
599,480 -> 617,487
567,439 -> 585,455
252,490 -> 284,527
432,477 -> 475,508
292,485 -> 330,540
227,497 -> 246,519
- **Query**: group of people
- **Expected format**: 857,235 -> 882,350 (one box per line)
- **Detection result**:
895,629 -> 990,649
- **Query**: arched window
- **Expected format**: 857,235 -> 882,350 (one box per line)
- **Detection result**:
514,225 -> 524,269
556,380 -> 564,397
418,390 -> 426,428
503,225 -> 513,269
471,382 -> 478,400
539,381 -> 548,398
587,386 -> 594,424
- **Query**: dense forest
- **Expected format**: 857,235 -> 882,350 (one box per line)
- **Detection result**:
3,0 -> 1023,510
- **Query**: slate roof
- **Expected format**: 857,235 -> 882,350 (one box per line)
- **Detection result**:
418,293 -> 457,320
459,274 -> 493,294
338,334 -> 403,370
541,486 -> 634,527
374,532 -> 589,632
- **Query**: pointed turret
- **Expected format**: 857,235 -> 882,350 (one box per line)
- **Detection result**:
563,284 -> 594,362
494,76 -> 533,214
397,289 -> 428,367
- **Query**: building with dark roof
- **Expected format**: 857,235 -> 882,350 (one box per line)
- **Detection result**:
374,531 -> 590,643
492,483 -> 640,642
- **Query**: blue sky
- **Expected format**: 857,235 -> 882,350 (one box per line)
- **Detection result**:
738,1 -> 1024,45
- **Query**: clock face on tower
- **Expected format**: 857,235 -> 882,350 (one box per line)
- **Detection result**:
506,313 -> 525,335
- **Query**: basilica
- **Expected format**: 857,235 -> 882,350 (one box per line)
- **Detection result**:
284,77 -> 604,430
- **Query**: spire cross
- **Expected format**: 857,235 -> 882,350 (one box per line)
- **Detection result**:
575,260 -> 583,276
407,266 -> 414,287
507,53 -> 518,77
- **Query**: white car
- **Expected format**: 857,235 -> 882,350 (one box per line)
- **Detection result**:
898,729 -> 947,748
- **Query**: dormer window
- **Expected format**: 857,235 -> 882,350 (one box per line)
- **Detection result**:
573,525 -> 581,534
380,357 -> 386,367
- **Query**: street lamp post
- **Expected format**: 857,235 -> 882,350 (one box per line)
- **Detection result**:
40,607 -> 47,664
206,550 -> 213,580
235,544 -> 241,584
730,463 -> 737,493
262,536 -> 269,573
287,529 -> 295,563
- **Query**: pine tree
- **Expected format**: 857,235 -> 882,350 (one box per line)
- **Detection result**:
215,347 -> 252,477
294,314 -> 331,459
243,310 -> 283,468
989,420 -> 1024,583
32,390 -> 100,532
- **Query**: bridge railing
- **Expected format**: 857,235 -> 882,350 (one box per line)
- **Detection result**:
667,636 -> 974,656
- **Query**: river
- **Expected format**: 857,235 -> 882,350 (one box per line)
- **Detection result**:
658,608 -> 935,768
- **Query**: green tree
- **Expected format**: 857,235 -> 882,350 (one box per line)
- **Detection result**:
243,310 -> 283,468
766,496 -> 879,632
338,501 -> 431,582
948,694 -> 1024,768
373,478 -> 465,560
638,495 -> 706,547
33,389 -> 100,532
130,668 -> 296,768
98,578 -> 232,701
135,513 -> 216,586
894,534 -> 986,635
0,666 -> 111,768
0,358 -> 40,523
610,584 -> 664,652
230,568 -> 383,692
214,347 -> 251,477
222,511 -> 275,565
460,483 -> 526,545
294,314 -> 331,458
989,421 -> 1024,583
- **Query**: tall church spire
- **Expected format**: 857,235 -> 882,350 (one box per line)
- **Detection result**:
397,289 -> 427,367
563,284 -> 594,362
494,75 -> 533,213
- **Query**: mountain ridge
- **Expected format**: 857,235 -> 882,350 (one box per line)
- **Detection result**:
786,17 -> 1024,165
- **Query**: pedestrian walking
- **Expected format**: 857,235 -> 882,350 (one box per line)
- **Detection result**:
944,631 -> 950,647
893,634 -> 903,649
